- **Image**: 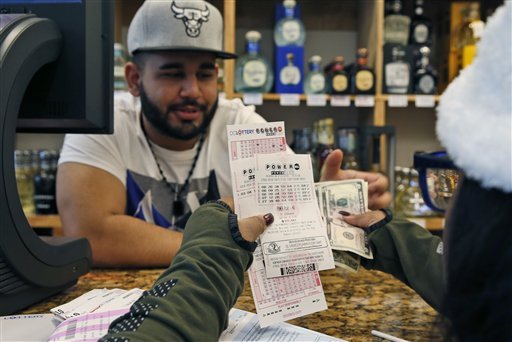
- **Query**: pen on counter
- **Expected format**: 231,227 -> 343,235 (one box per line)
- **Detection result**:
371,330 -> 410,342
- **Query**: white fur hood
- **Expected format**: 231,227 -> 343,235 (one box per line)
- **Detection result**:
436,1 -> 512,193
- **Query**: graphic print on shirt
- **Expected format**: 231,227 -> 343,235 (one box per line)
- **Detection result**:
126,170 -> 220,230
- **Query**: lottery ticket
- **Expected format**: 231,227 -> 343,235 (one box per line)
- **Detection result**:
227,122 -> 328,328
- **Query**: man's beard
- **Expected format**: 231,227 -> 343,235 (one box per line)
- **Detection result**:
139,84 -> 217,140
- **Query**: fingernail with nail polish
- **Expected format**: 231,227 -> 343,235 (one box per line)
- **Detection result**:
339,210 -> 351,217
264,213 -> 274,225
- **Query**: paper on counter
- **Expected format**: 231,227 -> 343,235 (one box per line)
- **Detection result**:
0,314 -> 60,342
220,308 -> 346,342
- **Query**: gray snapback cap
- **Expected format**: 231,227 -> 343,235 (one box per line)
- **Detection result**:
127,0 -> 237,59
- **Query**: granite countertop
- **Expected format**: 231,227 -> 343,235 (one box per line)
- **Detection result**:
21,268 -> 440,341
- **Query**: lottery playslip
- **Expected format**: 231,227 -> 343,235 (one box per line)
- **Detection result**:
227,121 -> 331,327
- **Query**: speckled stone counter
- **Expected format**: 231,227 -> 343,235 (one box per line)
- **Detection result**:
21,268 -> 440,341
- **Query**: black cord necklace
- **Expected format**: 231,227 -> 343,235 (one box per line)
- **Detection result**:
142,124 -> 206,226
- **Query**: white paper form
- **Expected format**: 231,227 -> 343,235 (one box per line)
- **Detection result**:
227,122 -> 328,328
0,314 -> 60,342
219,308 -> 346,342
253,153 -> 334,278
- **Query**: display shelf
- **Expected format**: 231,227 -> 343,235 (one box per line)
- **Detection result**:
26,214 -> 63,236
407,216 -> 445,231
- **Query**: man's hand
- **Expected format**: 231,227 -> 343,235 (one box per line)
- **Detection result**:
320,149 -> 392,210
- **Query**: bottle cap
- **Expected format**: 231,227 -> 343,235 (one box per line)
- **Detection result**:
309,55 -> 322,64
356,48 -> 368,57
245,30 -> 262,42
283,0 -> 296,9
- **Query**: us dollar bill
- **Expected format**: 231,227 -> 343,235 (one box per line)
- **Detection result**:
315,179 -> 373,259
332,250 -> 360,273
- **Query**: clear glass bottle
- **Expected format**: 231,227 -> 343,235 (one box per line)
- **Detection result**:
315,118 -> 335,173
274,0 -> 306,47
34,150 -> 57,215
399,168 -> 437,217
384,0 -> 411,46
456,2 -> 485,71
15,150 -> 35,215
394,166 -> 409,215
310,122 -> 320,181
113,43 -> 128,91
291,128 -> 311,154
385,46 -> 410,94
414,46 -> 437,94
326,56 -> 350,95
337,128 -> 360,170
279,53 -> 301,86
409,0 -> 433,47
304,55 -> 326,94
235,31 -> 274,93
350,48 -> 375,94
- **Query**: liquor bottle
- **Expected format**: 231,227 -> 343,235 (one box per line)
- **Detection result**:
409,0 -> 433,47
350,48 -> 375,94
14,150 -> 35,215
34,150 -> 57,215
326,56 -> 350,95
279,53 -> 301,86
310,122 -> 320,181
384,0 -> 411,46
292,127 -> 320,180
398,168 -> 437,217
315,118 -> 335,173
413,46 -> 437,94
303,55 -> 326,94
456,2 -> 485,71
113,43 -> 128,91
274,0 -> 305,47
385,45 -> 410,94
235,31 -> 274,93
337,128 -> 360,170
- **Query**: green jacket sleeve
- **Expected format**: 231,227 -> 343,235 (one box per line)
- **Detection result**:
100,202 -> 252,342
362,216 -> 444,311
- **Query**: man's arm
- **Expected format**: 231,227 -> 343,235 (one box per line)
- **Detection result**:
57,162 -> 182,267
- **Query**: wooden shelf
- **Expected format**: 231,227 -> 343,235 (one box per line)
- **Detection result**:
406,217 -> 445,231
26,214 -> 63,236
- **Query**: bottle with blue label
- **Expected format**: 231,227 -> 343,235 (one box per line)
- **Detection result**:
235,31 -> 273,93
274,0 -> 305,47
304,55 -> 326,94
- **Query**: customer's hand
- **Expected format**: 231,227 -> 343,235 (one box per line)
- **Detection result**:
219,197 -> 274,242
340,210 -> 386,229
320,149 -> 392,210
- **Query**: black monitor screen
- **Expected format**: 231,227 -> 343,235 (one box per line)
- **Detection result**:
1,0 -> 113,133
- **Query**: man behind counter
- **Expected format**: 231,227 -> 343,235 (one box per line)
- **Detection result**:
56,0 -> 391,267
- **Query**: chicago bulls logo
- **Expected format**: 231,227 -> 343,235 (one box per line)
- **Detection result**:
171,1 -> 210,38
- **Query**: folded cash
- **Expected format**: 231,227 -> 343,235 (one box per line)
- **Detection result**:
315,179 -> 373,260
332,250 -> 361,273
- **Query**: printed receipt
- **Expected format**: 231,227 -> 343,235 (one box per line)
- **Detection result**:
227,121 -> 330,327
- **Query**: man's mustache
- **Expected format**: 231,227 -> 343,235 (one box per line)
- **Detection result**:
167,100 -> 208,113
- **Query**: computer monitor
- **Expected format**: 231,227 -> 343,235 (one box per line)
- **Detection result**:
0,0 -> 114,314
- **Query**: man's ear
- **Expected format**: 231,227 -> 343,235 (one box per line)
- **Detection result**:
125,62 -> 141,97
